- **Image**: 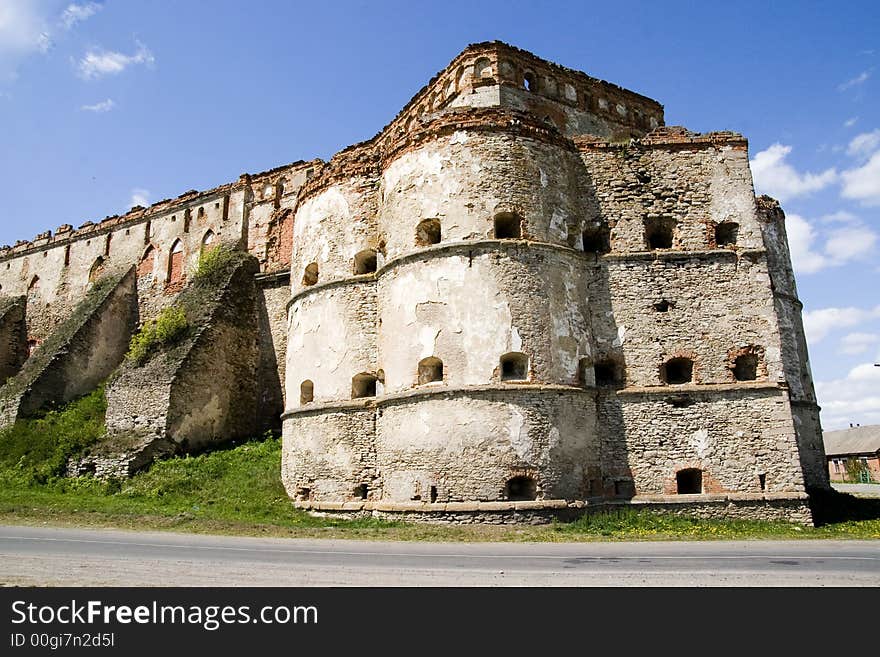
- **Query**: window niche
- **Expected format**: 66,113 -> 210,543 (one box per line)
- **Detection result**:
714,221 -> 739,248
418,357 -> 443,385
661,357 -> 694,385
493,212 -> 522,239
505,475 -> 537,501
594,359 -> 624,387
302,262 -> 319,286
415,218 -> 441,246
582,224 -> 611,254
500,352 -> 528,381
353,249 -> 377,275
644,217 -> 676,250
728,345 -> 765,382
676,468 -> 703,494
351,373 -> 377,399
300,380 -> 314,404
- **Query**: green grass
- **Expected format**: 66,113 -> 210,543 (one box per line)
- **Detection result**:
192,244 -> 239,287
126,305 -> 189,366
0,386 -> 107,484
0,433 -> 878,541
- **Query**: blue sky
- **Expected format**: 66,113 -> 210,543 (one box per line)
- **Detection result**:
1,0 -> 878,429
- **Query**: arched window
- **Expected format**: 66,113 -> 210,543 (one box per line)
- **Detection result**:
676,468 -> 703,494
201,230 -> 216,253
494,212 -> 522,239
351,373 -> 377,399
88,256 -> 105,282
715,222 -> 739,248
661,357 -> 693,385
418,357 -> 443,384
582,224 -> 611,254
302,262 -> 318,286
644,217 -> 675,250
300,380 -> 314,404
27,275 -> 40,293
168,239 -> 185,286
415,218 -> 441,246
474,57 -> 492,80
353,249 -> 377,275
500,352 -> 528,381
523,71 -> 536,92
505,475 -> 537,501
138,245 -> 155,278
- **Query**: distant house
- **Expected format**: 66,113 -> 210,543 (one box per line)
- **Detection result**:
824,425 -> 880,483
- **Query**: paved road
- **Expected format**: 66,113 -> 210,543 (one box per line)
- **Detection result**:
1,525 -> 878,586
833,483 -> 880,497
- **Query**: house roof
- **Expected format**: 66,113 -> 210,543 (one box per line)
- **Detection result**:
823,424 -> 880,457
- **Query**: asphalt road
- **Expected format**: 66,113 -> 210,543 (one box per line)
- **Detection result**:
1,525 -> 878,586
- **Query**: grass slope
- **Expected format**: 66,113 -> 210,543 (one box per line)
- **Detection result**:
0,427 -> 878,541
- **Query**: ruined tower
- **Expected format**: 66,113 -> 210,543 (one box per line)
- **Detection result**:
0,42 -> 827,522
280,42 -> 827,523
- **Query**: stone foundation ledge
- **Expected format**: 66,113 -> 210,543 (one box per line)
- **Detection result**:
295,491 -> 809,514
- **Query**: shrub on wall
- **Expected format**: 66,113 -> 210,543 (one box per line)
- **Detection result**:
127,305 -> 189,366
192,244 -> 238,287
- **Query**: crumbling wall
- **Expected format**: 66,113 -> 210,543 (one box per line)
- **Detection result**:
77,251 -> 260,477
598,387 -> 807,496
755,195 -> 828,489
0,267 -> 138,428
0,296 -> 27,383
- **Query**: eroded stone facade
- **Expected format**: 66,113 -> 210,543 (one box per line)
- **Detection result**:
279,42 -> 827,523
0,42 -> 827,522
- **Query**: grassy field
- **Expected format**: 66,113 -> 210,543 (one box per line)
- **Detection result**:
0,392 -> 878,542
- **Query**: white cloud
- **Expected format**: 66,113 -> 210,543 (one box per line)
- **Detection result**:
129,189 -> 150,208
785,213 -> 877,274
76,41 -> 154,80
803,305 -> 880,344
839,332 -> 880,356
750,144 -> 837,202
0,1 -> 102,81
823,225 -> 878,262
844,117 -> 859,128
0,1 -> 52,66
816,362 -> 880,430
847,129 -> 880,158
785,213 -> 827,274
838,70 -> 871,91
80,97 -> 114,112
61,2 -> 102,30
819,210 -> 859,224
841,151 -> 880,205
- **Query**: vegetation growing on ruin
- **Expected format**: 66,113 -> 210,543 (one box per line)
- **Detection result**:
0,434 -> 877,541
0,386 -> 107,484
192,244 -> 239,287
127,305 -> 189,366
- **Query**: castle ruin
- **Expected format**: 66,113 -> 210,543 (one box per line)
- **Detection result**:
0,43 -> 828,523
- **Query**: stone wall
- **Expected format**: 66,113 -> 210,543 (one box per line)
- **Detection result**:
0,296 -> 27,383
0,267 -> 138,428
76,252 -> 260,477
282,51 -> 825,523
